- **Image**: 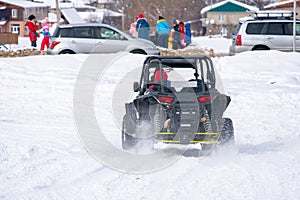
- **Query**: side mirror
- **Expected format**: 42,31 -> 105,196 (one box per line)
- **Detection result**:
133,82 -> 140,92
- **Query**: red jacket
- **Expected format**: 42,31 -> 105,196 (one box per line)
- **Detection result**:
25,21 -> 38,41
149,69 -> 168,89
153,69 -> 168,82
179,23 -> 185,41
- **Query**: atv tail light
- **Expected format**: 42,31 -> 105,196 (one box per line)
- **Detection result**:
158,96 -> 174,103
198,96 -> 212,103
236,35 -> 242,46
51,41 -> 60,49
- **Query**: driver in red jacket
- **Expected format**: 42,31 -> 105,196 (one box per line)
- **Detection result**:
149,68 -> 169,89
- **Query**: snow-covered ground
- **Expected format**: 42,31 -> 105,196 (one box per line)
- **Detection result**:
0,37 -> 300,199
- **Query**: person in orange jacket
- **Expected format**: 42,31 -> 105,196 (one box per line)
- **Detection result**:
25,15 -> 38,47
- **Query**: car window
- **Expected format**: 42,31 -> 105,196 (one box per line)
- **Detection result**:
267,22 -> 292,35
56,27 -> 73,38
246,22 -> 265,34
296,23 -> 300,35
73,27 -> 93,38
98,27 -> 123,40
233,22 -> 242,35
286,23 -> 294,35
93,27 -> 102,39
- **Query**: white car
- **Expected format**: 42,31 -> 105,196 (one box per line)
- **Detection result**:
47,23 -> 159,55
229,10 -> 300,55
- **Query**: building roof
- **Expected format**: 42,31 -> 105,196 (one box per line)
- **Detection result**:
0,0 -> 48,8
264,0 -> 300,9
0,20 -> 7,25
47,12 -> 64,23
201,0 -> 258,14
36,0 -> 113,6
78,8 -> 122,23
78,0 -> 114,3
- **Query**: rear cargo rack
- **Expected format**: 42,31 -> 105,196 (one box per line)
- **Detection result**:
251,10 -> 296,19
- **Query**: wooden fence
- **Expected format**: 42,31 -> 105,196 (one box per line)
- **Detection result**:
0,33 -> 18,44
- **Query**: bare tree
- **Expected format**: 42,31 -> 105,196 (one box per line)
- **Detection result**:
240,0 -> 275,10
110,0 -> 206,33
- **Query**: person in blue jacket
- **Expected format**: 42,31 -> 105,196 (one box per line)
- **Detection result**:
136,13 -> 150,40
156,16 -> 170,48
184,23 -> 192,47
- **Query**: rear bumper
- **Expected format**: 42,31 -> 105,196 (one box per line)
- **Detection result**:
229,45 -> 252,56
46,48 -> 59,55
155,132 -> 219,144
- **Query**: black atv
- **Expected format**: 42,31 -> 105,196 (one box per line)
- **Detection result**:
122,56 -> 234,151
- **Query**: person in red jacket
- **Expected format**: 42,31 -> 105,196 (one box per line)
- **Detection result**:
25,15 -> 38,47
179,21 -> 186,49
149,68 -> 168,89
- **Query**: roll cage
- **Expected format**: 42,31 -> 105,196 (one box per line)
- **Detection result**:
136,56 -> 216,95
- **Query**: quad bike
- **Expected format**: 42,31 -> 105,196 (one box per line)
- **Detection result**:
122,56 -> 234,152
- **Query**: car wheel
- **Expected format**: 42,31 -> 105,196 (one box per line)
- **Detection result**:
252,46 -> 269,51
59,50 -> 75,54
130,49 -> 147,55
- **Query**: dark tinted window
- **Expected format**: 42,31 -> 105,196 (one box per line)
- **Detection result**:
267,22 -> 292,35
73,27 -> 93,38
297,23 -> 300,35
55,27 -> 73,37
246,23 -> 265,34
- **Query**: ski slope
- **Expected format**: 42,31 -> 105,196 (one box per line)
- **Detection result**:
0,38 -> 300,199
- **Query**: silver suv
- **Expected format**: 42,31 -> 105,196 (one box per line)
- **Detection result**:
229,11 -> 300,55
47,23 -> 159,55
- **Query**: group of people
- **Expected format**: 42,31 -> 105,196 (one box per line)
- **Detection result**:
25,15 -> 51,51
130,14 -> 192,50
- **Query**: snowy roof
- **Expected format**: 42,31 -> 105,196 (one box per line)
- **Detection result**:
0,20 -> 7,25
37,0 -> 74,9
78,11 -> 104,22
36,0 -> 113,6
78,9 -> 122,22
201,0 -> 259,14
0,0 -> 48,8
37,0 -> 108,9
61,8 -> 85,24
101,9 -> 123,17
264,0 -> 300,9
48,12 -> 64,23
77,0 -> 114,3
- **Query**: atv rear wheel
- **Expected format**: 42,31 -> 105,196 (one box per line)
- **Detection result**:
150,104 -> 167,133
218,118 -> 234,145
122,115 -> 136,150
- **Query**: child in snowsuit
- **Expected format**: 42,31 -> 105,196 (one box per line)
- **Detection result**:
129,16 -> 138,38
40,17 -> 51,51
